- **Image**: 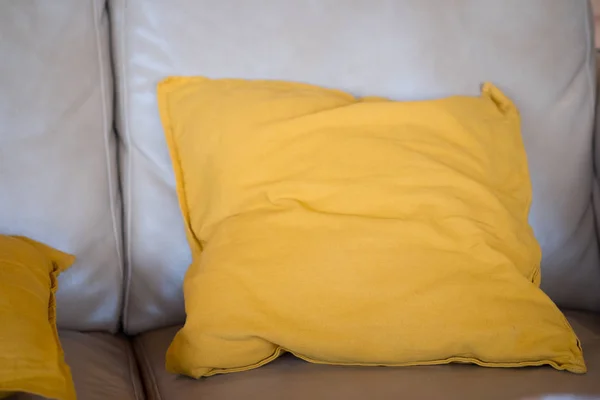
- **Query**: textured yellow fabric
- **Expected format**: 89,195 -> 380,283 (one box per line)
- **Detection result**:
0,235 -> 76,400
158,77 -> 586,378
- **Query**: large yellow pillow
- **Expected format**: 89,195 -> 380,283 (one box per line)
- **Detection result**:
0,235 -> 76,400
158,77 -> 586,378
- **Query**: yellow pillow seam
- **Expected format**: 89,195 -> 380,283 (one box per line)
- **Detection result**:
158,77 -> 201,252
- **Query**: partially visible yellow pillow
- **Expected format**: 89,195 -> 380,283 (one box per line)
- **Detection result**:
0,235 -> 76,400
158,77 -> 586,378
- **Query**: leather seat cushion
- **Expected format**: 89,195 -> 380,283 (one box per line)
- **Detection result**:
133,310 -> 600,400
12,331 -> 144,400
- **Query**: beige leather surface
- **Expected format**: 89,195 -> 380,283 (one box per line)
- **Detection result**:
0,0 -> 123,331
133,310 -> 600,400
109,0 -> 600,334
12,331 -> 143,400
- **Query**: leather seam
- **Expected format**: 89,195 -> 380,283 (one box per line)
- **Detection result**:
124,336 -> 145,400
134,338 -> 163,400
92,0 -> 123,332
584,0 -> 600,279
585,0 -> 596,159
583,3 -> 596,134
116,0 -> 135,334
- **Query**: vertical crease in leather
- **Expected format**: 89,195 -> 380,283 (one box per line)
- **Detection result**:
585,0 -> 600,286
112,0 -> 136,334
93,0 -> 123,333
134,337 -> 163,400
585,0 -> 596,155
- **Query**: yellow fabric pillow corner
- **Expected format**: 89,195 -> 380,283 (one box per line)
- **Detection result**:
158,77 -> 586,378
0,235 -> 76,400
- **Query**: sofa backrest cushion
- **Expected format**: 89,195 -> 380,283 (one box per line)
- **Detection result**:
0,0 -> 123,332
110,0 -> 600,334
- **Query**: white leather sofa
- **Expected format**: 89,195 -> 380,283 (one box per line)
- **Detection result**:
1,1 -> 599,399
